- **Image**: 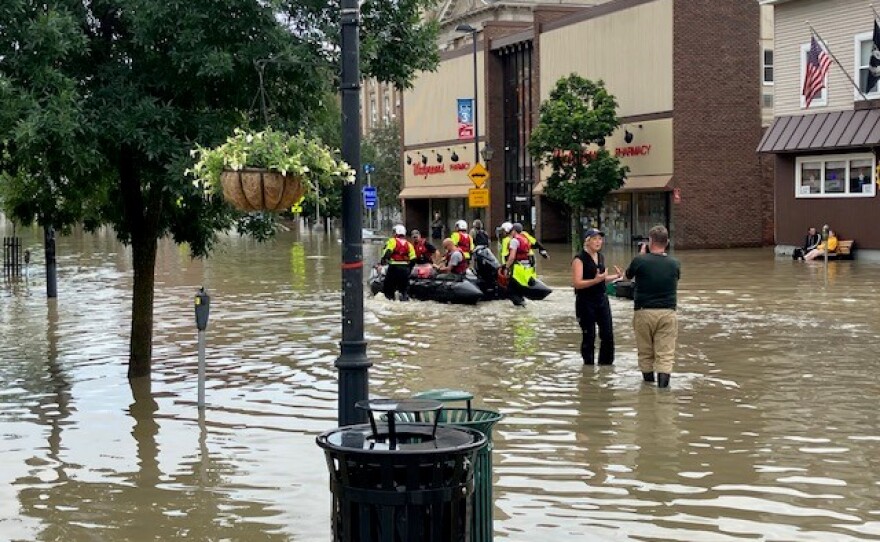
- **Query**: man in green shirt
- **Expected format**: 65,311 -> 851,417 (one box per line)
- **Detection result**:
625,225 -> 681,388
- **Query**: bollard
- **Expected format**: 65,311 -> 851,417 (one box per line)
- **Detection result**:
194,287 -> 210,408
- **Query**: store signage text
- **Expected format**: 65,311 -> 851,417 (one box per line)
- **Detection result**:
553,145 -> 652,162
413,162 -> 471,178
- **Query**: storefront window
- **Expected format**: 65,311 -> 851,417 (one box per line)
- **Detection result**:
799,162 -> 821,195
850,159 -> 873,194
634,192 -> 668,241
796,154 -> 875,198
601,194 -> 632,245
824,161 -> 846,193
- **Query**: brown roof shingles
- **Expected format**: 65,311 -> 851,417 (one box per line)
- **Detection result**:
758,109 -> 880,153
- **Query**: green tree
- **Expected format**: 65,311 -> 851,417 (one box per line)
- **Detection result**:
0,0 -> 439,379
361,120 -> 402,225
527,74 -> 628,247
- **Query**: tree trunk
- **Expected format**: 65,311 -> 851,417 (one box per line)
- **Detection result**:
128,235 -> 157,379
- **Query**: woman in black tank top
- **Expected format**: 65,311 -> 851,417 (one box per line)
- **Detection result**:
571,229 -> 622,365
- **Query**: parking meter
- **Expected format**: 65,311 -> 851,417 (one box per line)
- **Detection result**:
195,288 -> 210,331
195,287 -> 210,408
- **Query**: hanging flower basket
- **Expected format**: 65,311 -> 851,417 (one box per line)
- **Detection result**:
188,128 -> 355,213
220,168 -> 306,212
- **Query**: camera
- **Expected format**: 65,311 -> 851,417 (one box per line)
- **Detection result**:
637,241 -> 647,252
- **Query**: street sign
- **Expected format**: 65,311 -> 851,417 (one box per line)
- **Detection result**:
362,186 -> 378,209
363,163 -> 375,174
468,188 -> 490,208
468,163 -> 489,187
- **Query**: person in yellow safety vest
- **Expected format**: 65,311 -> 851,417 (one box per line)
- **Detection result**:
512,222 -> 549,265
498,221 -> 514,262
380,224 -> 416,301
503,226 -> 535,306
449,219 -> 475,261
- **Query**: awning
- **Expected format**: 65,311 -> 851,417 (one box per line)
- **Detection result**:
757,109 -> 880,153
398,185 -> 471,199
533,175 -> 672,196
614,175 -> 673,192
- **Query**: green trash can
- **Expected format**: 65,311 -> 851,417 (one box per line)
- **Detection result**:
410,389 -> 504,542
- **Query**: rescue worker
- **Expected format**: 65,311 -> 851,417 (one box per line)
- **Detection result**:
498,221 -> 514,262
435,238 -> 468,276
512,222 -> 549,265
450,219 -> 475,261
503,225 -> 534,306
410,229 -> 437,265
380,224 -> 415,301
471,219 -> 490,247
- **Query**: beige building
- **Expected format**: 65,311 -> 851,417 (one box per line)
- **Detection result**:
758,0 -> 880,253
401,0 -> 770,248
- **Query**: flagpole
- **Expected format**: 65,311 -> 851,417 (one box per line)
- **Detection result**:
806,21 -> 869,100
870,3 -> 880,21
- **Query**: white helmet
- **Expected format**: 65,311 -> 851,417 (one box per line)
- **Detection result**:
500,221 -> 513,233
456,219 -> 468,231
393,224 -> 406,236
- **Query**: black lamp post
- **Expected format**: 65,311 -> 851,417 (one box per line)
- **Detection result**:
456,24 -> 479,166
337,0 -> 370,426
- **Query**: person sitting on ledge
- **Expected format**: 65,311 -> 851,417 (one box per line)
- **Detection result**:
793,227 -> 821,260
804,229 -> 837,261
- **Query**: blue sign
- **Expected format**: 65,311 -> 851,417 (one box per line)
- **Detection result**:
363,163 -> 375,174
362,186 -> 378,209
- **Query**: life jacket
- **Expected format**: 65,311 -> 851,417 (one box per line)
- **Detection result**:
523,231 -> 537,256
500,237 -> 511,260
452,231 -> 473,259
413,240 -> 431,263
445,248 -> 469,274
389,237 -> 412,263
513,233 -> 531,262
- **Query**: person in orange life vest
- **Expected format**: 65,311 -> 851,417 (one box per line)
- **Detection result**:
435,238 -> 469,276
380,224 -> 416,301
450,219 -> 475,261
503,227 -> 533,306
512,222 -> 549,264
410,229 -> 437,265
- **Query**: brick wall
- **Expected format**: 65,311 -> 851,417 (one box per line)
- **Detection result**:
672,0 -> 767,248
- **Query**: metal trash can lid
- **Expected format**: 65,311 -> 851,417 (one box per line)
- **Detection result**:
317,423 -> 486,456
412,389 -> 474,403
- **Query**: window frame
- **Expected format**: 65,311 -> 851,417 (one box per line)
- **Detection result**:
795,153 -> 876,199
853,31 -> 880,100
800,42 -> 828,108
762,48 -> 774,86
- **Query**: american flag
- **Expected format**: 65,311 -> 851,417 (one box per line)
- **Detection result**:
803,36 -> 831,108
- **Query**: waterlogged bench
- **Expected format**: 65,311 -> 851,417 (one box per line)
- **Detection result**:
827,240 -> 855,260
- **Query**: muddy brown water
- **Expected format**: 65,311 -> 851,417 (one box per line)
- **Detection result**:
1,222 -> 879,541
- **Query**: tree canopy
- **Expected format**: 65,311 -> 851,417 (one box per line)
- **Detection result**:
528,74 -> 628,228
0,0 -> 439,378
361,120 -> 402,220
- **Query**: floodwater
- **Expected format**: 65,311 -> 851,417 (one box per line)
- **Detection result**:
2,221 -> 880,541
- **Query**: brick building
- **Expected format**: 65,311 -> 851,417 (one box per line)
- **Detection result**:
400,0 -> 772,248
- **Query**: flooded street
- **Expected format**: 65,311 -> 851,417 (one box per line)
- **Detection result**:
2,222 -> 880,541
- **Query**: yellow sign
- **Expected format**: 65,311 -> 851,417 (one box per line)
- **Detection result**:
468,188 -> 490,208
290,195 -> 305,214
468,163 -> 490,187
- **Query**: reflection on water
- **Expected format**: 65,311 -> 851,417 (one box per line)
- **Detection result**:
2,220 -> 880,541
